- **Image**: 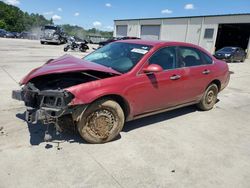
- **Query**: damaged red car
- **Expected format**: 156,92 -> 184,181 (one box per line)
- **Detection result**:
12,40 -> 230,143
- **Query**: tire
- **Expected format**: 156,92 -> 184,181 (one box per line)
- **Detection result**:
40,41 -> 45,44
229,56 -> 235,63
196,84 -> 218,111
77,99 -> 125,144
241,56 -> 246,63
64,47 -> 69,52
80,48 -> 86,52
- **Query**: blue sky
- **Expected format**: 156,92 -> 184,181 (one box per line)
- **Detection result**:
2,0 -> 250,31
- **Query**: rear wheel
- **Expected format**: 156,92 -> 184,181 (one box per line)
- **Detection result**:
40,41 -> 45,44
77,99 -> 125,144
64,46 -> 69,52
197,84 -> 218,111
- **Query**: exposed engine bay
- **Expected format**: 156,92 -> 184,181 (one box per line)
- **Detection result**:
29,71 -> 115,90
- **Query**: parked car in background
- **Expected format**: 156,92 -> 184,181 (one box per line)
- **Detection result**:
12,32 -> 21,38
99,36 -> 140,47
5,31 -> 15,38
214,47 -> 246,62
0,29 -> 7,37
40,25 -> 67,44
19,31 -> 38,40
12,40 -> 230,143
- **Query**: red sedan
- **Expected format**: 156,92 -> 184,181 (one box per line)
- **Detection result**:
12,40 -> 230,143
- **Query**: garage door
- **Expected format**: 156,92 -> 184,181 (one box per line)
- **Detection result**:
116,25 -> 127,37
141,25 -> 161,40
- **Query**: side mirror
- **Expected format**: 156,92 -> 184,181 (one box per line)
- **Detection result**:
143,64 -> 163,74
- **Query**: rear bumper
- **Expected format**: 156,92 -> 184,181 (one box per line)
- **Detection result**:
220,72 -> 230,91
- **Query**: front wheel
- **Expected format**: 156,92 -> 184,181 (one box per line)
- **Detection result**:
241,56 -> 246,63
229,56 -> 234,63
196,84 -> 218,111
77,99 -> 125,144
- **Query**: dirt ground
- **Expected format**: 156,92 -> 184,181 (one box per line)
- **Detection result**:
0,38 -> 250,188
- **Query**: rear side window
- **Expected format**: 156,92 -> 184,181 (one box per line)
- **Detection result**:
200,51 -> 213,64
178,47 -> 203,67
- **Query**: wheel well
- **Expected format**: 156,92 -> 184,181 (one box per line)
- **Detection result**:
210,80 -> 221,91
94,95 -> 130,119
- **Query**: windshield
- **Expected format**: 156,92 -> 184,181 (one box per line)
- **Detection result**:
218,47 -> 236,53
84,42 -> 152,73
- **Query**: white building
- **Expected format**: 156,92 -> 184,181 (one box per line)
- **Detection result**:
114,14 -> 250,58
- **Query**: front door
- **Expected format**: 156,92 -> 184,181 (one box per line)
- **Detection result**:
128,46 -> 190,115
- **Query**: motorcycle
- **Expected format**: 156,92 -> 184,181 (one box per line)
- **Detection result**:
64,37 -> 89,52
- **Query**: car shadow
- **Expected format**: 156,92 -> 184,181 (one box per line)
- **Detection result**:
123,105 -> 197,132
16,112 -> 87,147
15,105 -> 197,146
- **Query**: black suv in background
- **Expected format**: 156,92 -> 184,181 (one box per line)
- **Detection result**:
214,47 -> 246,63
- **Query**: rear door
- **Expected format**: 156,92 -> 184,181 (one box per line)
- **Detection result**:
176,46 -> 216,102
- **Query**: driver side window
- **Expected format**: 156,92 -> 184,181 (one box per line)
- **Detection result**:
149,47 -> 177,70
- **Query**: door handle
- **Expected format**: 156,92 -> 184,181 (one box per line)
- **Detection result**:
170,75 -> 181,80
202,70 -> 210,75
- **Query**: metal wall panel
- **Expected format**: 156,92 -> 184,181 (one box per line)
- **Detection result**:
161,19 -> 188,42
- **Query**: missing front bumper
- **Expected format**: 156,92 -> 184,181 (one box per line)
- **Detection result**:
12,83 -> 75,124
25,107 -> 65,124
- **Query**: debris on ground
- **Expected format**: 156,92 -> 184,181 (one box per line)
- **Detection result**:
0,126 -> 7,136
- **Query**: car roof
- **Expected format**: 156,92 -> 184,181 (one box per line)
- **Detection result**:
220,47 -> 240,50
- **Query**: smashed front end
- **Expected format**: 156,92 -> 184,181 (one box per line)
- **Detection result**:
12,83 -> 74,125
12,70 -> 116,128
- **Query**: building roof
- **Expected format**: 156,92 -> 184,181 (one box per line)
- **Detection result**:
114,13 -> 250,21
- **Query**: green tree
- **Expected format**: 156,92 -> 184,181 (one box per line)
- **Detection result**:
0,20 -> 6,29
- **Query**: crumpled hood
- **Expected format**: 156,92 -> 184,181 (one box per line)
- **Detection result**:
20,54 -> 121,84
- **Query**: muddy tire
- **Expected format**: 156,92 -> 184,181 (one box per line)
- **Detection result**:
197,84 -> 218,111
77,99 -> 125,144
